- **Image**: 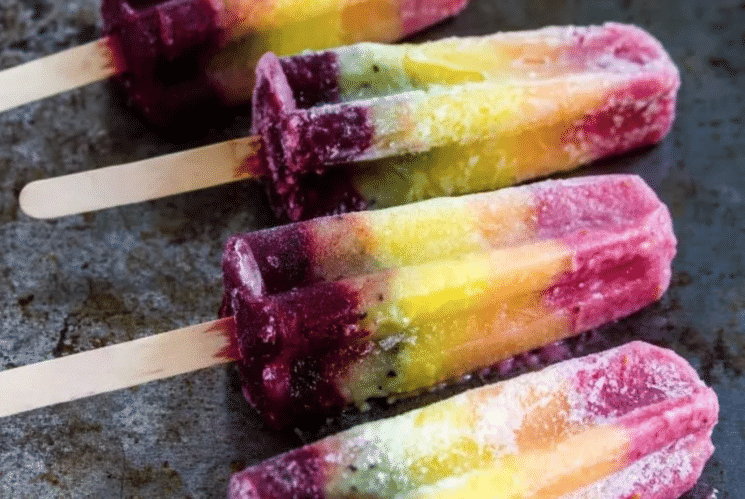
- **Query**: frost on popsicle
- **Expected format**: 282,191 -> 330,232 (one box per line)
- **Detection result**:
220,175 -> 676,427
251,23 -> 680,221
227,342 -> 717,499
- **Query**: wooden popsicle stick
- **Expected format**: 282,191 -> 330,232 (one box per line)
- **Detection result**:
19,135 -> 264,219
0,317 -> 240,418
0,38 -> 119,113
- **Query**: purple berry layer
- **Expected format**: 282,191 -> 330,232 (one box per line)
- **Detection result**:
252,52 -> 373,221
102,0 -> 225,126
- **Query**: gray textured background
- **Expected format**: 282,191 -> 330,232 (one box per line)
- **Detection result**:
0,0 -> 743,497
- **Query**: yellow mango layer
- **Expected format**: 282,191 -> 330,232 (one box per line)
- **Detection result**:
325,383 -> 512,496
365,75 -> 606,159
222,0 -> 402,36
307,188 -> 535,280
378,241 -> 570,321
402,427 -> 629,499
211,0 -> 405,100
335,32 -> 617,99
340,241 -> 573,401
325,365 -> 636,498
352,79 -> 614,208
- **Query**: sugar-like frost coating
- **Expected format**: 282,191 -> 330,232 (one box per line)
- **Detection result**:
220,175 -> 677,427
227,342 -> 717,499
251,22 -> 680,221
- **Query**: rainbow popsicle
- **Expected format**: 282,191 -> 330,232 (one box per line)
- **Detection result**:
228,341 -> 718,499
17,22 -> 680,220
252,22 -> 680,221
220,174 -> 676,427
100,0 -> 469,124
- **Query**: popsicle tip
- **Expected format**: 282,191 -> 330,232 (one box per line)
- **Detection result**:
18,179 -> 56,219
19,177 -> 89,219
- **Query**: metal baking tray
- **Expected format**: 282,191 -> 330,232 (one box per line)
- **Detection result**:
0,0 -> 741,496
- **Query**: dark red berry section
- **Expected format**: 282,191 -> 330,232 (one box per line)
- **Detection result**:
286,108 -> 373,172
253,52 -> 374,222
562,78 -> 677,159
577,347 -> 671,420
223,225 -> 315,297
228,446 -> 327,499
270,167 -> 368,222
102,0 -> 224,127
547,243 -> 662,332
400,0 -> 470,37
574,342 -> 718,469
533,177 -> 664,240
536,177 -> 675,332
223,283 -> 369,428
279,53 -> 340,109
562,24 -> 679,159
567,24 -> 668,66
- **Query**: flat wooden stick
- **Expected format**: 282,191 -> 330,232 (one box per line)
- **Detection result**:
0,38 -> 119,113
20,135 -> 263,219
0,317 -> 239,418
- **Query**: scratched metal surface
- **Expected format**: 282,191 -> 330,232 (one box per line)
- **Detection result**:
0,0 -> 742,497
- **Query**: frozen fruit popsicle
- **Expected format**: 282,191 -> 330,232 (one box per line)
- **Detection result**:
228,341 -> 718,499
0,0 -> 468,124
0,175 -> 676,429
19,23 -> 679,220
252,22 -> 680,220
220,174 -> 676,427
